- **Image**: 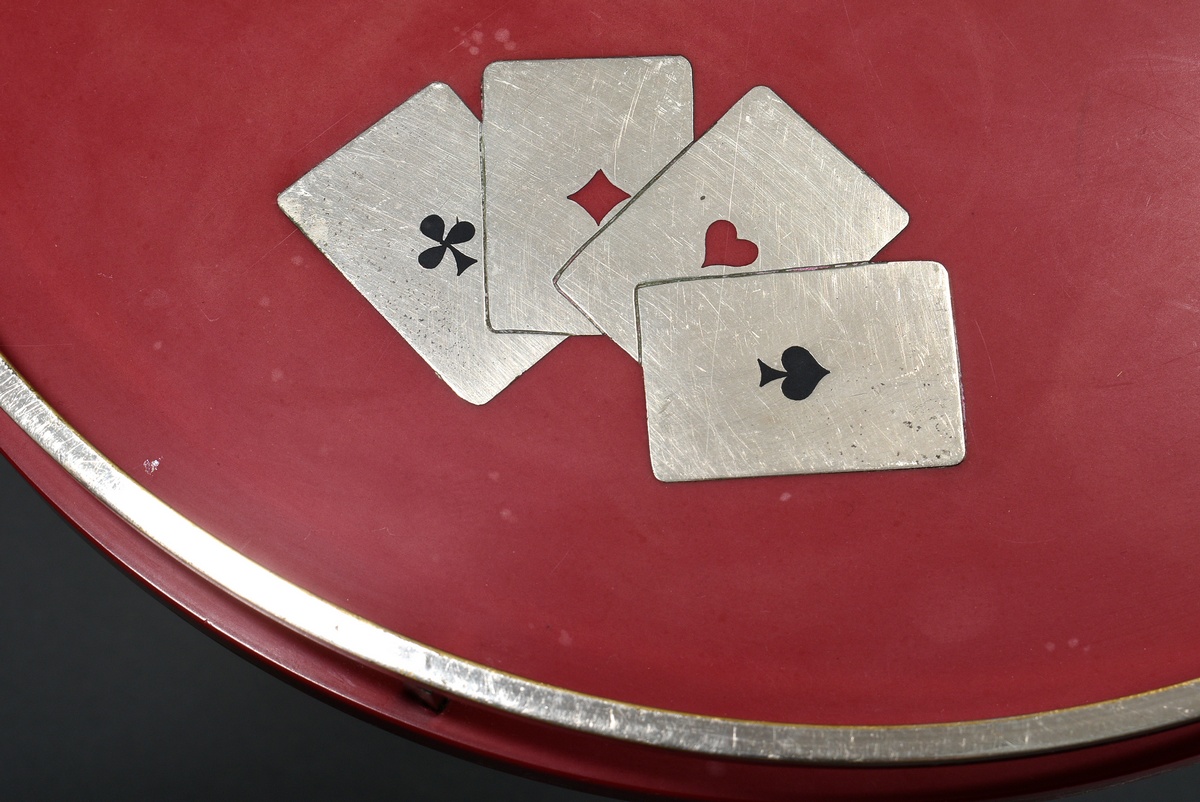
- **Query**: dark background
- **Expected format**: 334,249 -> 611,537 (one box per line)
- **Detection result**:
1,453 -> 1198,801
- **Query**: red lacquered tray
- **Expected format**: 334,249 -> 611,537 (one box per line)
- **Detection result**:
5,2 -> 1200,799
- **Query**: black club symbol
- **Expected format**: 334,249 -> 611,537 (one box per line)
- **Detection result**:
418,214 -> 478,275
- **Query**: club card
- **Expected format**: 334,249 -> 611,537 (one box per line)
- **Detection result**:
278,83 -> 564,405
637,262 -> 965,482
482,56 -> 694,336
556,86 -> 910,360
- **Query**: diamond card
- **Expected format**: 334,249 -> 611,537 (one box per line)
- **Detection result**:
279,83 -> 563,405
638,262 -> 965,482
482,56 -> 693,336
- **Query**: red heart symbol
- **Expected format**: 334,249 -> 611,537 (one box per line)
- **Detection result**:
701,219 -> 759,268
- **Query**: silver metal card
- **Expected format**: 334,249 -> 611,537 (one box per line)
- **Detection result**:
482,56 -> 694,336
278,83 -> 564,405
638,262 -> 965,482
556,86 -> 910,360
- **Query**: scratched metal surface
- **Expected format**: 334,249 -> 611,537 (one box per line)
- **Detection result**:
3,351 -> 1200,764
556,86 -> 910,359
639,263 -> 965,482
278,82 -> 563,405
482,56 -> 693,335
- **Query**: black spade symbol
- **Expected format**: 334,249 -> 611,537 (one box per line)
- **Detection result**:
418,214 -> 478,275
758,346 -> 830,401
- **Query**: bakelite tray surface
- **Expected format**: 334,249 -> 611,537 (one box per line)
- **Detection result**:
4,2 -> 1200,799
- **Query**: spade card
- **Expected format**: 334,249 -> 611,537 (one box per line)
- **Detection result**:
556,86 -> 910,360
278,83 -> 563,405
482,56 -> 694,336
638,262 -> 965,482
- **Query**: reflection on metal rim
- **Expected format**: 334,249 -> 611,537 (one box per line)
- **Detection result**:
2,352 -> 1198,765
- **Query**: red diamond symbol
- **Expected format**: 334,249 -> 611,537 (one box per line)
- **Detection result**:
567,169 -> 631,225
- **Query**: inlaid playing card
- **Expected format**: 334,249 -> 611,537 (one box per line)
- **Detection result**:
278,83 -> 563,405
482,56 -> 693,336
638,263 -> 965,482
556,86 -> 910,359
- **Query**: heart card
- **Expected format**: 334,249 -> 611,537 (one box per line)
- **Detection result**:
555,86 -> 910,360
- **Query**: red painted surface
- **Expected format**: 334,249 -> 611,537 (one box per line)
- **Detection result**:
4,1 -> 1200,797
567,169 -> 631,225
701,220 -> 759,269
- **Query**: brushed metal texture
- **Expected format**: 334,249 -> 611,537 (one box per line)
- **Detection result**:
556,86 -> 910,360
482,56 -> 693,335
639,263 -> 965,481
279,82 -> 563,405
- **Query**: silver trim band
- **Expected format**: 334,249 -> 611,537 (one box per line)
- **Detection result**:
2,352 -> 1197,764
